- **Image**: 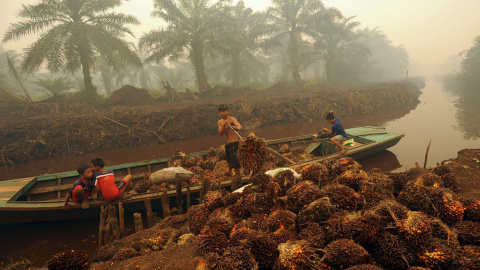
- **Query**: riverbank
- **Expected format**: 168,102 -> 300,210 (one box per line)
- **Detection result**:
0,81 -> 420,166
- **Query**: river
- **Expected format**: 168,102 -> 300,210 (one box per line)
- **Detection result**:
1,77 -> 479,267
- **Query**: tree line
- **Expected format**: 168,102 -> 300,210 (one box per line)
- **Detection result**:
1,0 -> 410,99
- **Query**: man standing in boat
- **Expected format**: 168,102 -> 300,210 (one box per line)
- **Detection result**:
314,110 -> 348,155
63,164 -> 97,210
91,158 -> 132,201
218,104 -> 243,177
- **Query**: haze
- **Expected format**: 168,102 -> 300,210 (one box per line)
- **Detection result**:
1,0 -> 479,78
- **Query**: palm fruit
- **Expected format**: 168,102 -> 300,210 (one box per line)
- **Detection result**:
298,197 -> 335,229
203,191 -> 224,211
396,211 -> 432,250
299,222 -> 326,248
300,162 -> 326,184
336,168 -> 368,191
361,170 -> 395,197
267,226 -> 297,246
416,173 -> 444,188
430,218 -> 460,248
251,172 -> 272,192
366,232 -> 413,270
397,180 -> 430,211
371,200 -> 409,227
337,157 -> 361,172
206,210 -> 234,236
286,181 -> 323,212
346,213 -> 383,245
266,209 -> 297,232
386,171 -> 408,196
322,239 -> 371,269
440,173 -> 460,192
134,179 -> 152,193
322,212 -> 355,243
270,169 -> 295,197
429,188 -> 464,224
238,133 -> 268,174
244,193 -> 273,215
319,184 -> 364,211
278,240 -> 321,270
182,156 -> 199,168
458,245 -> 480,270
226,200 -> 251,221
168,151 -> 186,167
47,250 -> 89,270
196,252 -> 221,270
322,159 -> 344,181
187,204 -> 212,234
229,222 -> 253,247
244,214 -> 269,232
433,164 -> 451,177
407,267 -> 429,270
198,227 -> 228,255
204,157 -> 218,171
213,160 -> 229,179
216,144 -> 226,160
240,231 -> 278,269
242,184 -> 263,195
452,220 -> 480,245
458,197 -> 480,221
346,265 -> 383,270
223,192 -> 243,206
418,238 -> 459,270
215,245 -> 258,270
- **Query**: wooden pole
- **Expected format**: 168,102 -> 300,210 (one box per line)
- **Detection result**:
176,177 -> 183,214
133,213 -> 143,232
186,183 -> 191,211
161,189 -> 170,218
107,205 -> 121,242
99,206 -> 107,247
423,139 -> 432,169
118,202 -> 125,238
144,198 -> 154,228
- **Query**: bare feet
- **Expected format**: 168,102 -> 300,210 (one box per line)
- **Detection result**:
81,199 -> 90,209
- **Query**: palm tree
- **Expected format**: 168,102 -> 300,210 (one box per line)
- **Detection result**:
262,0 -> 327,85
3,0 -> 142,95
311,15 -> 369,82
139,0 -> 232,92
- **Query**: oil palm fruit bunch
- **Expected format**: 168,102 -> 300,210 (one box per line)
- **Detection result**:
336,169 -> 367,191
386,171 -> 408,196
417,238 -> 458,270
362,170 -> 395,196
298,197 -> 335,229
346,213 -> 383,245
206,211 -> 235,237
321,239 -> 371,269
458,197 -> 480,222
299,222 -> 326,248
267,226 -> 297,246
397,180 -> 430,211
240,231 -> 278,269
319,184 -> 364,211
203,191 -> 224,211
300,163 -> 325,184
134,178 -> 152,193
440,173 -> 460,192
215,245 -> 258,270
286,181 -> 322,212
196,252 -> 221,270
430,218 -> 460,247
187,204 -> 212,234
346,265 -> 383,270
47,250 -> 89,270
198,227 -> 229,255
251,172 -> 272,192
433,164 -> 451,177
266,209 -> 297,232
371,200 -> 409,227
366,231 -> 413,270
271,170 -> 296,196
452,220 -> 480,245
458,245 -> 480,270
226,200 -> 251,221
111,248 -> 139,261
244,193 -> 273,215
244,214 -> 269,232
278,240 -> 321,270
238,133 -> 268,174
396,211 -> 432,250
337,157 -> 361,172
429,188 -> 464,224
415,173 -> 444,188
406,167 -> 429,181
222,192 -> 243,207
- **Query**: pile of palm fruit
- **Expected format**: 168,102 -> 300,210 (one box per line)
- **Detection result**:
184,157 -> 480,270
47,250 -> 89,270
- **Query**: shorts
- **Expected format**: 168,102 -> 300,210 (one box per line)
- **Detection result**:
103,179 -> 128,201
334,135 -> 347,144
225,141 -> 241,169
72,185 -> 91,203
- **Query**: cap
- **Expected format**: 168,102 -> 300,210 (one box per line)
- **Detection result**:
218,104 -> 228,110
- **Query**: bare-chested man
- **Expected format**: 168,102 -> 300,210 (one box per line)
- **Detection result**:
218,104 -> 243,176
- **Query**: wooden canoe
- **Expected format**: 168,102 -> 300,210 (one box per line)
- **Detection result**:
0,126 -> 403,224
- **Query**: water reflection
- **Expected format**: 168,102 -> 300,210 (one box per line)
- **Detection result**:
358,150 -> 402,172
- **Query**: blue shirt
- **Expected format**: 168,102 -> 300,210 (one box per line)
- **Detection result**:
68,177 -> 96,195
332,117 -> 348,138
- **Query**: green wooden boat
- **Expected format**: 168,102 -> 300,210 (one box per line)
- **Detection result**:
0,126 -> 403,225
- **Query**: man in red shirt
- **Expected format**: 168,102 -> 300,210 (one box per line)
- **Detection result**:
91,158 -> 132,201
63,165 -> 97,210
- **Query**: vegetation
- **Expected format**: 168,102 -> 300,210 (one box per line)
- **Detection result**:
2,0 -> 142,96
2,0 -> 412,98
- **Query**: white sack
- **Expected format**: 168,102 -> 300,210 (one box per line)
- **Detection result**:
149,167 -> 194,184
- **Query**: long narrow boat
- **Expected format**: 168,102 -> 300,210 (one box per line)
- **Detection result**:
0,126 -> 403,225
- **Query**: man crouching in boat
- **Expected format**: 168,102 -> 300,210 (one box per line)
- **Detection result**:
313,110 -> 348,155
63,165 -> 98,210
217,104 -> 243,176
91,158 -> 132,201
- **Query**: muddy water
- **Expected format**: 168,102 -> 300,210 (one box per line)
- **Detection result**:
1,78 -> 479,267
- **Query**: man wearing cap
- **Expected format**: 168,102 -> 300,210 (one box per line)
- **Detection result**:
218,104 -> 243,176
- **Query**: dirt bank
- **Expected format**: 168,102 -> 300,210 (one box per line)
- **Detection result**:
0,81 -> 420,166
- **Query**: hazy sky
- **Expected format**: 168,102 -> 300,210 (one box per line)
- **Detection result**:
1,0 -> 479,77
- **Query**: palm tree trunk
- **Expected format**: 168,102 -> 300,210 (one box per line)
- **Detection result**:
232,52 -> 241,87
289,31 -> 301,85
190,42 -> 210,92
325,55 -> 335,82
100,61 -> 113,95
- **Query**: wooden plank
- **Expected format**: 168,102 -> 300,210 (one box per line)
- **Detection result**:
267,148 -> 295,165
305,142 -> 322,154
24,184 -> 73,195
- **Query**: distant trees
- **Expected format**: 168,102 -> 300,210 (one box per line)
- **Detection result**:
140,0 -> 233,92
34,76 -> 74,98
2,0 -> 142,96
